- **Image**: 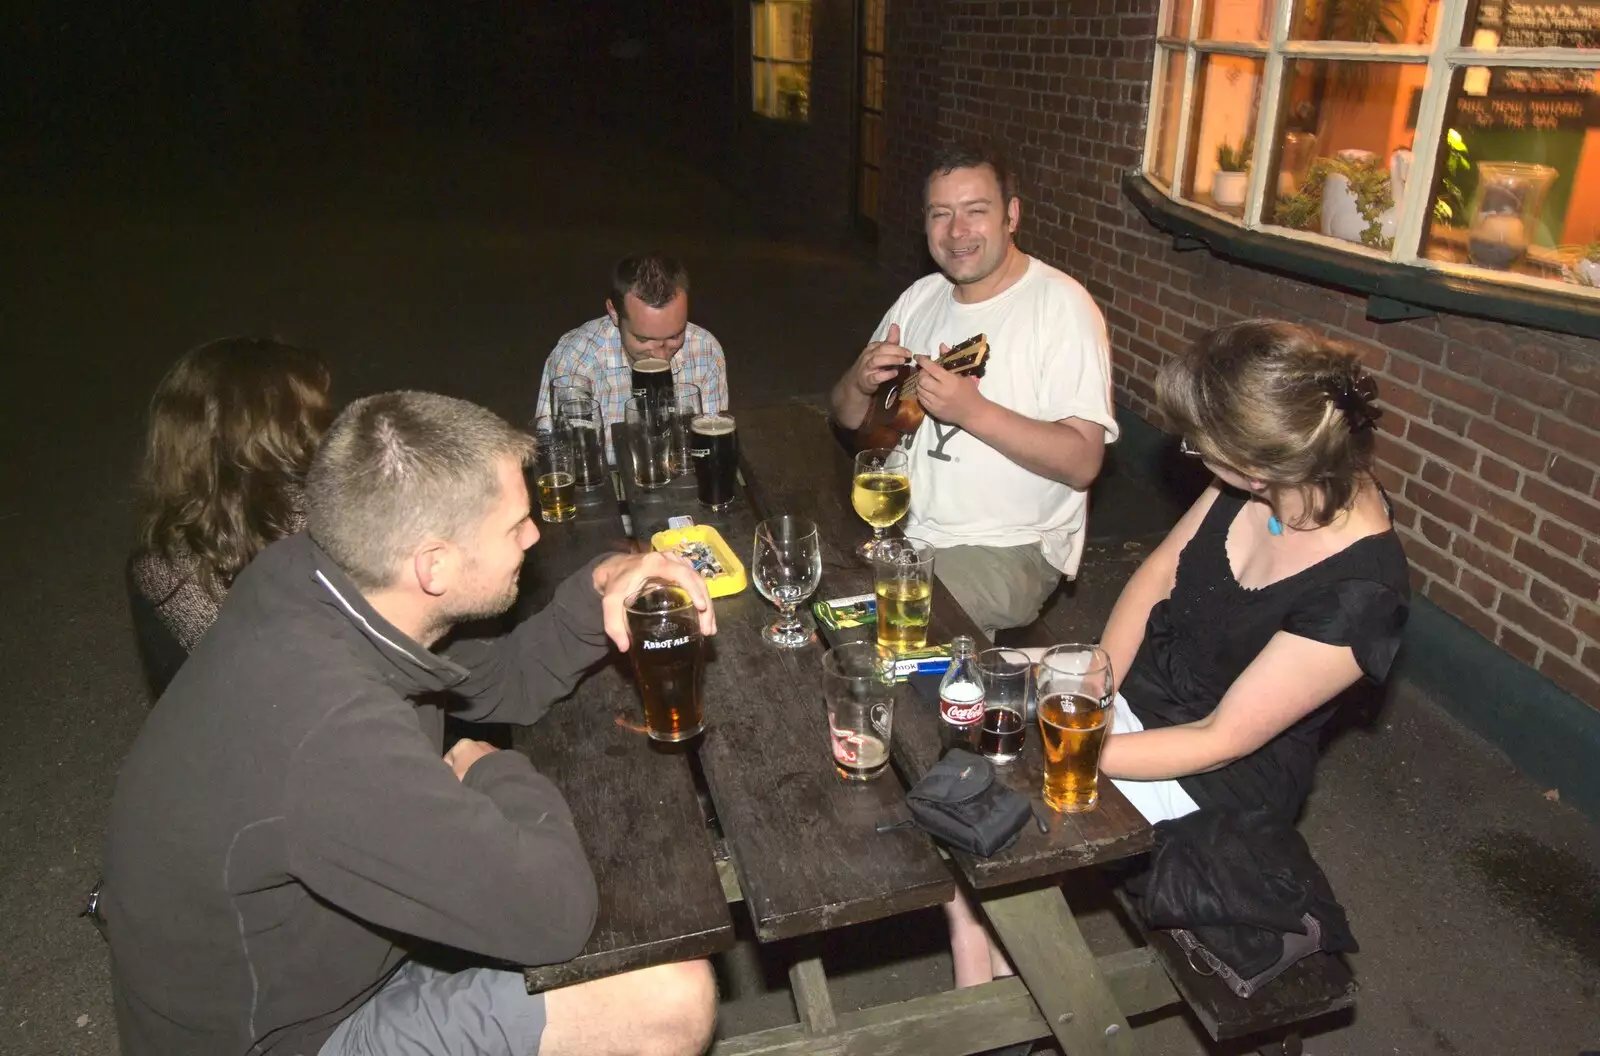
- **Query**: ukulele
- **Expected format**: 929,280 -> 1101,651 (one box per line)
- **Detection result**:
853,333 -> 990,451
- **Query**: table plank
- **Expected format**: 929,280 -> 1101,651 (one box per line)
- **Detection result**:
734,402 -> 1153,889
516,658 -> 734,990
514,483 -> 734,990
691,494 -> 955,942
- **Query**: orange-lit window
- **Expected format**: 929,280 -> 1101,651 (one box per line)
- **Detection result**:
1144,0 -> 1600,296
752,1 -> 813,122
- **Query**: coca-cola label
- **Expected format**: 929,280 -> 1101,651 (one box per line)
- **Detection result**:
940,691 -> 985,726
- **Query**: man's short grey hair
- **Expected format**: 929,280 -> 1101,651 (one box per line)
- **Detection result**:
307,391 -> 535,590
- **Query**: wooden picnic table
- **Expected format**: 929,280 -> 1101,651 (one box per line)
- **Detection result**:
513,402 -> 1177,1054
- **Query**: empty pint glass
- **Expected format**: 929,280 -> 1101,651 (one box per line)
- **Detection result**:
666,382 -> 702,479
1036,645 -> 1114,813
625,581 -> 706,742
548,373 -> 595,424
557,396 -> 607,488
690,412 -> 738,511
823,641 -> 896,781
530,416 -> 577,523
871,538 -> 934,652
625,395 -> 674,490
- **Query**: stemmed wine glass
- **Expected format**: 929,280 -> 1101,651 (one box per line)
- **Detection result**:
851,448 -> 910,559
751,515 -> 823,648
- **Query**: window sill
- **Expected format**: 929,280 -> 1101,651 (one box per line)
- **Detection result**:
1122,173 -> 1600,341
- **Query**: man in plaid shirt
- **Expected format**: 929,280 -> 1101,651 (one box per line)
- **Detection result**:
536,255 -> 728,461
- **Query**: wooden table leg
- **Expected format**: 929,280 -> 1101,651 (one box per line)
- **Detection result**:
981,885 -> 1135,1055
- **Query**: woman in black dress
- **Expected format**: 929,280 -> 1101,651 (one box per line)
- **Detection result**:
127,338 -> 331,696
951,320 -> 1409,1008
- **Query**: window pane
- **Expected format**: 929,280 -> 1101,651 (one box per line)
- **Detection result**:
1291,0 -> 1438,46
771,2 -> 813,61
752,5 -> 768,59
1163,0 -> 1196,37
1422,67 -> 1600,286
865,0 -> 886,53
1462,1 -> 1600,49
1201,0 -> 1272,42
1183,53 -> 1265,214
775,63 -> 811,120
1151,48 -> 1189,187
1267,59 -> 1428,249
864,55 -> 885,112
754,61 -> 772,115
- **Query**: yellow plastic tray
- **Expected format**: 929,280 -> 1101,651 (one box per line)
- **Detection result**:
650,524 -> 748,598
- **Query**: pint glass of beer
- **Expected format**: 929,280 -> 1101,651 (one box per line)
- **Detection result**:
556,396 -> 607,488
822,641 -> 896,781
530,416 -> 577,523
631,357 -> 673,408
625,580 -> 706,743
690,412 -> 738,511
871,537 -> 934,652
1036,645 -> 1114,813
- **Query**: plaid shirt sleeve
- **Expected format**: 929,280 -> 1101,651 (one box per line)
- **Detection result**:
536,320 -> 618,425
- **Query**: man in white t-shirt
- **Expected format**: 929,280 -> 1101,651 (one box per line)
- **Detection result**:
829,144 -> 1118,635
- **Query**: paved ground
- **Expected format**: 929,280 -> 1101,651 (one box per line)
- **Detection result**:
3,115 -> 1597,1056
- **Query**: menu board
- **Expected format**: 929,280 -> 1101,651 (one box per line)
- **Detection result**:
1473,1 -> 1600,48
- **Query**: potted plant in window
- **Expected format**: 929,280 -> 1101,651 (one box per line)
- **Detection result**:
1575,242 -> 1600,287
1319,147 -> 1410,250
1211,138 -> 1252,210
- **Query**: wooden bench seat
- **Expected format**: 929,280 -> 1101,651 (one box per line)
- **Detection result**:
1112,887 -> 1356,1056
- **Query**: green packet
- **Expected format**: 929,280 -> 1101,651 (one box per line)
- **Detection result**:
813,593 -> 877,630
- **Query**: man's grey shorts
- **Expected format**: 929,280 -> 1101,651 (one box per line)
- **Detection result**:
319,960 -> 546,1056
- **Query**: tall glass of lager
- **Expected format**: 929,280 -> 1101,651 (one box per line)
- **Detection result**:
530,415 -> 577,523
871,537 -> 934,652
1036,645 -> 1114,813
851,447 -> 911,559
625,581 -> 706,743
690,412 -> 739,511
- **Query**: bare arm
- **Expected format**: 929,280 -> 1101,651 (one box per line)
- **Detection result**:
830,323 -> 914,430
1099,485 -> 1222,680
914,355 -> 1105,488
1098,631 -> 1364,781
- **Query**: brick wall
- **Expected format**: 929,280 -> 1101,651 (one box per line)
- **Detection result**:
731,0 -> 858,242
872,0 -> 1600,709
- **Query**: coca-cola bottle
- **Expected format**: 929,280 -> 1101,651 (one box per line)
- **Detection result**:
938,636 -> 985,757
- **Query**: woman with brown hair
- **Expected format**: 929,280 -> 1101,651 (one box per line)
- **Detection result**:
127,337 -> 332,695
950,320 -> 1410,1014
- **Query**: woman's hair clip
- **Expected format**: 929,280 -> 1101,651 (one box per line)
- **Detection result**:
1324,372 -> 1381,433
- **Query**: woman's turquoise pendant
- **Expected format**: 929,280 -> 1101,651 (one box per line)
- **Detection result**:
1268,515 -> 1283,536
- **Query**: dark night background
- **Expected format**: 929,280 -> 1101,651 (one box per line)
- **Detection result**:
2,2 -> 737,195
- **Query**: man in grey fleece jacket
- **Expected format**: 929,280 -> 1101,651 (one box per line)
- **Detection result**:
104,391 -> 719,1056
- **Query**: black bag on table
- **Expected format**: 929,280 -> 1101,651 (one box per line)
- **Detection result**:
905,749 -> 1033,858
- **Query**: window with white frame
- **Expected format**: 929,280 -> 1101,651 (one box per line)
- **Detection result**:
1145,0 -> 1600,296
752,1 -> 813,121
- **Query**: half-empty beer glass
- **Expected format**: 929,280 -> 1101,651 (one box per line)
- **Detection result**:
530,415 -> 577,523
1036,645 -> 1114,813
822,641 -> 896,781
976,647 -> 1032,765
625,581 -> 706,742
